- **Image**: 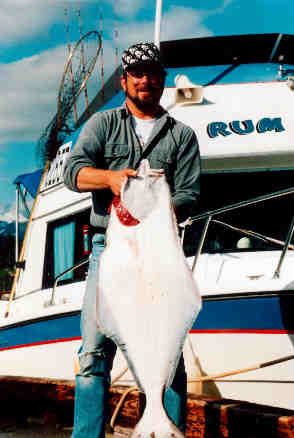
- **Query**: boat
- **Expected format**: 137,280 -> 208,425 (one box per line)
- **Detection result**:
1,32 -> 294,411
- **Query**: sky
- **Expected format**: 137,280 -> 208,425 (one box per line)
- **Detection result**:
0,0 -> 293,222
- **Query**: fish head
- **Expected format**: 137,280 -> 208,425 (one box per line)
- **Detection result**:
121,159 -> 165,221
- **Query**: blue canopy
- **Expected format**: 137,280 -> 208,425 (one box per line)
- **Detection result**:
13,169 -> 43,198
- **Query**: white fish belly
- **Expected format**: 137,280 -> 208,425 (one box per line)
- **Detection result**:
97,195 -> 201,392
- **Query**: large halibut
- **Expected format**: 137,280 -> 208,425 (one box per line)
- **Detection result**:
97,159 -> 201,437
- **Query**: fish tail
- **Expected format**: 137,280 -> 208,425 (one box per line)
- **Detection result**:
130,400 -> 185,438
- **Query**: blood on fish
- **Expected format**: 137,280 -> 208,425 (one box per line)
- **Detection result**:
109,196 -> 140,226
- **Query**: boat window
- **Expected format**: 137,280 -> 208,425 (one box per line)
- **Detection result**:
183,170 -> 294,257
53,220 -> 75,281
166,64 -> 294,87
43,209 -> 92,288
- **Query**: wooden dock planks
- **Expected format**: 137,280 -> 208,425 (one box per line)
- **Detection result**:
0,376 -> 294,437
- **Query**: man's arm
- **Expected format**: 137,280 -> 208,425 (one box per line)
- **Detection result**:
172,127 -> 201,222
63,113 -> 136,196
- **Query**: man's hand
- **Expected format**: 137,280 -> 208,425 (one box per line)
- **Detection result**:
76,167 -> 137,194
106,168 -> 138,196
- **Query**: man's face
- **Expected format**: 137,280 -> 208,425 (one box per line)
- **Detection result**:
120,66 -> 165,111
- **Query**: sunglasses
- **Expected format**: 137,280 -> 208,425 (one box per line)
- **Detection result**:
127,68 -> 165,80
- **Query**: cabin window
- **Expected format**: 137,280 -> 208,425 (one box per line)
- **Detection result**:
183,170 -> 294,257
43,209 -> 92,288
53,221 -> 75,281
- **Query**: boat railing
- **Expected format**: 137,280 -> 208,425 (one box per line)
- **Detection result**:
7,258 -> 89,305
50,257 -> 89,305
181,186 -> 294,277
50,186 -> 294,304
14,187 -> 294,307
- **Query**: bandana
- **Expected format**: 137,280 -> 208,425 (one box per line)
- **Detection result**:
121,42 -> 164,72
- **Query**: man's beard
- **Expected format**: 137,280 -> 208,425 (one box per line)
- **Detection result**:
125,87 -> 161,110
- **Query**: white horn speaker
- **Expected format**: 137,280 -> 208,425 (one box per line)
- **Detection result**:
175,74 -> 203,104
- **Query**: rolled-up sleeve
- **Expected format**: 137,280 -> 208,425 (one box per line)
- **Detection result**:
172,128 -> 201,218
63,113 -> 106,192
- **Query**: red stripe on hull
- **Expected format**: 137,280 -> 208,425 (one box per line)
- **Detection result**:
1,329 -> 294,354
190,329 -> 294,334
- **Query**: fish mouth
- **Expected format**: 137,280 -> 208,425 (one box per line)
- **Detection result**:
111,196 -> 140,226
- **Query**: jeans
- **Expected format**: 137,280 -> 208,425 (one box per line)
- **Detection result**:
72,233 -> 187,437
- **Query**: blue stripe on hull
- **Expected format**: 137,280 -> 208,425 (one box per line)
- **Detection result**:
0,293 -> 294,352
193,294 -> 294,332
0,312 -> 81,351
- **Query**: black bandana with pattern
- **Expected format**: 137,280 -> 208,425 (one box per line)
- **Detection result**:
121,42 -> 163,71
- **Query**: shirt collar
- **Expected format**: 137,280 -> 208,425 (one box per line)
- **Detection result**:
119,102 -> 169,122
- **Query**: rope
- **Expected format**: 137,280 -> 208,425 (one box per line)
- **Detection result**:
111,367 -> 128,385
189,353 -> 294,382
110,386 -> 138,429
109,352 -> 294,429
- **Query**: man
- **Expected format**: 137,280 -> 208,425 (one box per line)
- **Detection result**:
63,42 -> 200,438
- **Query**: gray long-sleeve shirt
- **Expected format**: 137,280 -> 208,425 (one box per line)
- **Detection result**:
63,105 -> 201,229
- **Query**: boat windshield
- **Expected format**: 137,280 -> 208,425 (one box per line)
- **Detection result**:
183,169 -> 294,257
166,63 -> 294,86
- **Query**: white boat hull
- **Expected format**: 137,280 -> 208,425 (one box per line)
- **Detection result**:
1,279 -> 294,409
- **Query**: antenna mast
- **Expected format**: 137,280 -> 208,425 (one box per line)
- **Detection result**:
154,0 -> 162,48
77,6 -> 89,109
99,5 -> 105,103
64,6 -> 78,124
114,26 -> 119,92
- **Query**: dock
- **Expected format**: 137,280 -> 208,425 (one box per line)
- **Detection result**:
0,376 -> 294,437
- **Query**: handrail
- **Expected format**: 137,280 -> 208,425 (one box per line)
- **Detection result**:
50,257 -> 89,305
274,215 -> 294,278
191,216 -> 211,272
182,186 -> 294,226
212,219 -> 294,250
183,186 -> 294,275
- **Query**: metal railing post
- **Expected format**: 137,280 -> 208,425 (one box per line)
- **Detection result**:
192,216 -> 212,272
274,215 -> 294,278
50,258 -> 89,305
